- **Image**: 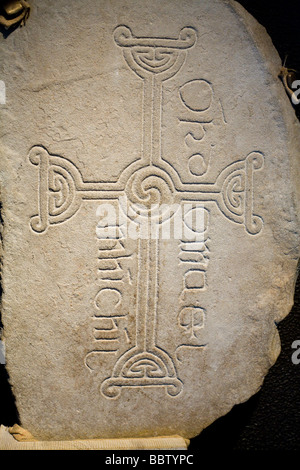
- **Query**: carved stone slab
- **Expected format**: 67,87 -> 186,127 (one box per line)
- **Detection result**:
0,0 -> 299,440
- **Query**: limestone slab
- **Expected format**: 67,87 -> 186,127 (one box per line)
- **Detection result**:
0,0 -> 299,441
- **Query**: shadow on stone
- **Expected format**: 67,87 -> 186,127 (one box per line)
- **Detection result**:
189,393 -> 260,452
0,365 -> 20,426
0,202 -> 20,426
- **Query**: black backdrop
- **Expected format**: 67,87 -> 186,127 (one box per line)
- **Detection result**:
190,0 -> 300,451
0,0 -> 299,452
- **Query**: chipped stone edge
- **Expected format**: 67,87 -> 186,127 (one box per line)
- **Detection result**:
187,0 -> 300,438
0,1 -> 299,443
230,0 -> 300,221
228,1 -> 300,324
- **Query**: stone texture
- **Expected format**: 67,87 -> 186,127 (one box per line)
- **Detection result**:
0,0 -> 299,441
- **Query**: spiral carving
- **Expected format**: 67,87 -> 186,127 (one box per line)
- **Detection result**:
222,170 -> 245,218
125,167 -> 176,220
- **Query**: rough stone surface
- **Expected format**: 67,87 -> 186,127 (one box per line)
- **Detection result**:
0,0 -> 299,441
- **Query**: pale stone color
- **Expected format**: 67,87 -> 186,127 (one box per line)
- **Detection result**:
0,425 -> 188,450
0,0 -> 299,442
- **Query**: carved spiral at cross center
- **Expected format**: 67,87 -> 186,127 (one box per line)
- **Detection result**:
28,25 -> 264,401
124,166 -> 177,222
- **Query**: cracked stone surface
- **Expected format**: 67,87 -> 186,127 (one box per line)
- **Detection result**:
0,0 -> 299,440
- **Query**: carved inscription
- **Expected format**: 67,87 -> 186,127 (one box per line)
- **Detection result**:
176,207 -> 210,361
178,79 -> 225,180
29,26 -> 264,399
85,210 -> 137,371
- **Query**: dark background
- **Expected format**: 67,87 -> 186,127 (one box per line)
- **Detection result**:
190,0 -> 300,452
0,0 -> 299,452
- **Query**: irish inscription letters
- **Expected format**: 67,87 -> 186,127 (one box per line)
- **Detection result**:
29,26 -> 264,399
1,0 -> 299,442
